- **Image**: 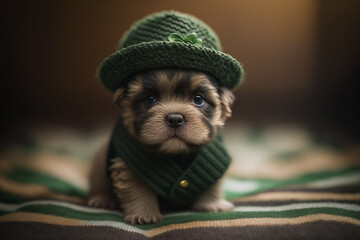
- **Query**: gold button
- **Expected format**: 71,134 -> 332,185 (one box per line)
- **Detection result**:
179,180 -> 189,188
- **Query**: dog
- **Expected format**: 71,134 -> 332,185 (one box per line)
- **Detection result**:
87,68 -> 235,224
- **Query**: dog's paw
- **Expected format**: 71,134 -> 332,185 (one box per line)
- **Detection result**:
192,199 -> 234,212
124,212 -> 163,224
87,195 -> 118,210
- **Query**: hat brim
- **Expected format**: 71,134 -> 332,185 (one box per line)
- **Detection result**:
98,41 -> 244,92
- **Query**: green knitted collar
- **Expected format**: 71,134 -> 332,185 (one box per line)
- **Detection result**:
107,118 -> 232,207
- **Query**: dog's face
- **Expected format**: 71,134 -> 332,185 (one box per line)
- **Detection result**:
113,69 -> 234,154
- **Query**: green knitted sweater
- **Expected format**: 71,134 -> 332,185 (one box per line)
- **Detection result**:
106,119 -> 232,207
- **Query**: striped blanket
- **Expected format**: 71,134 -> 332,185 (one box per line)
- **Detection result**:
0,125 -> 359,239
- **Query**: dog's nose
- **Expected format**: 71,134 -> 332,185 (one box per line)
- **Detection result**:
166,114 -> 185,128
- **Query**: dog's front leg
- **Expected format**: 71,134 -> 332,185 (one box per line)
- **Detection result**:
191,178 -> 234,212
87,142 -> 118,210
109,158 -> 163,224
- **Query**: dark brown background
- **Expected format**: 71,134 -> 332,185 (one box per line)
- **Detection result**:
1,0 -> 359,139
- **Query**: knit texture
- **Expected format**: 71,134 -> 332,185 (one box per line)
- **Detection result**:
98,11 -> 244,92
107,118 -> 232,207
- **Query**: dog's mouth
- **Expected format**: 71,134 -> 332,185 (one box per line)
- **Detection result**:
167,136 -> 184,142
164,132 -> 186,144
159,136 -> 191,154
140,129 -> 195,154
161,130 -> 206,154
168,130 -> 181,138
166,129 -> 190,143
168,135 -> 181,140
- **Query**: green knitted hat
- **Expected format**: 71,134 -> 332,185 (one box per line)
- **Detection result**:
98,11 -> 244,92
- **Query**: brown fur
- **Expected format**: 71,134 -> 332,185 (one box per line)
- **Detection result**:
87,69 -> 235,224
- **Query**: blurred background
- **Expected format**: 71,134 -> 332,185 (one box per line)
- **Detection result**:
1,0 -> 360,142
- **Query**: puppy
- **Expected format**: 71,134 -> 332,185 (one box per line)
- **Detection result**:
87,69 -> 235,224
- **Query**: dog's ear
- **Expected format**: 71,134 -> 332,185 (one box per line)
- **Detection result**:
112,88 -> 126,105
219,87 -> 235,120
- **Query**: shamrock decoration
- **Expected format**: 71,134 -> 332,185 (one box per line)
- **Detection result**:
168,32 -> 203,46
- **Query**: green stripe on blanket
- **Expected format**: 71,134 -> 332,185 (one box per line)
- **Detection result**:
0,201 -> 359,231
224,166 -> 360,198
5,168 -> 87,198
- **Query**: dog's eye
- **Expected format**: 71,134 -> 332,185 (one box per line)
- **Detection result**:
144,95 -> 156,106
193,95 -> 204,107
